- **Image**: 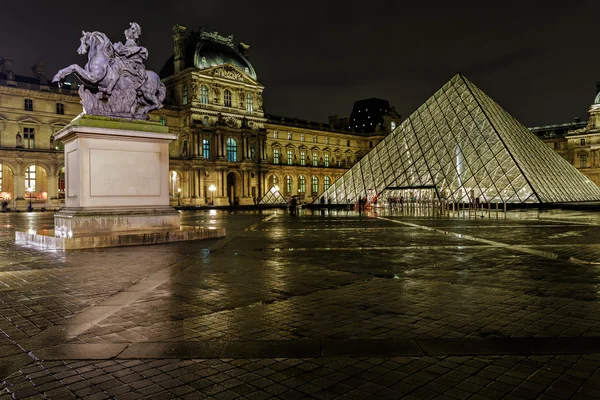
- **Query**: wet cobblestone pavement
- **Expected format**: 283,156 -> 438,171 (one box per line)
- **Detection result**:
2,209 -> 600,399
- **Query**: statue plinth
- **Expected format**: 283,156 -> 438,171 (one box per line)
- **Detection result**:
16,115 -> 225,249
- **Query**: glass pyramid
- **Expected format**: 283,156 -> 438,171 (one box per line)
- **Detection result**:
318,73 -> 600,204
259,187 -> 289,205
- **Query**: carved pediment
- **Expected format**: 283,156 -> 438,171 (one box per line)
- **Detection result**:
207,64 -> 257,84
18,117 -> 41,126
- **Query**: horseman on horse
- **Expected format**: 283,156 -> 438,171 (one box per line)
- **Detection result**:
52,23 -> 166,120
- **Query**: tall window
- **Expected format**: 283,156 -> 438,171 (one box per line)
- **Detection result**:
200,85 -> 209,104
580,138 -> 586,146
24,127 -> 35,149
313,136 -> 317,143
182,84 -> 188,105
301,134 -> 305,142
159,116 -> 166,126
203,116 -> 209,126
0,164 -> 3,191
325,136 -> 329,145
246,93 -> 253,112
391,121 -> 396,131
56,103 -> 64,115
224,89 -> 232,107
250,143 -> 255,160
324,176 -> 330,191
336,138 -> 340,145
24,99 -> 33,111
347,140 -> 350,147
312,176 -> 318,193
312,152 -> 318,166
203,139 -> 210,159
25,165 -> 36,191
299,176 -> 306,193
287,150 -> 293,165
300,151 -> 306,166
273,131 -> 278,139
324,153 -> 329,167
580,153 -> 587,168
287,132 -> 292,140
226,138 -> 237,162
285,175 -> 292,194
273,149 -> 280,164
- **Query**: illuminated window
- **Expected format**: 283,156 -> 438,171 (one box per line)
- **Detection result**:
324,153 -> 329,167
300,151 -> 306,166
246,93 -> 253,112
24,127 -> 35,149
25,165 -> 36,191
56,103 -> 64,115
250,143 -> 255,159
226,138 -> 237,162
324,176 -> 330,190
159,116 -> 167,126
312,152 -> 318,166
203,139 -> 210,159
287,150 -> 293,165
301,134 -> 305,142
580,153 -> 587,168
391,121 -> 396,131
285,175 -> 292,193
287,132 -> 292,140
224,89 -> 232,107
24,99 -> 33,111
312,176 -> 318,193
200,85 -> 209,104
313,136 -> 317,143
182,84 -> 188,105
325,136 -> 329,145
273,149 -> 279,164
299,176 -> 306,193
273,131 -> 278,139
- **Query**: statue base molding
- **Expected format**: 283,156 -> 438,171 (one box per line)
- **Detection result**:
16,115 -> 226,250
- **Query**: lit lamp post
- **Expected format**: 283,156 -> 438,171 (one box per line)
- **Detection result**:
177,187 -> 181,206
26,187 -> 33,212
208,184 -> 216,206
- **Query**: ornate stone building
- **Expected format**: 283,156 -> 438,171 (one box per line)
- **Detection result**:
0,26 -> 394,210
0,57 -> 80,210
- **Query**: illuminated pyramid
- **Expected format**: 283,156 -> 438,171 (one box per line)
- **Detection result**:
259,186 -> 288,205
318,73 -> 600,204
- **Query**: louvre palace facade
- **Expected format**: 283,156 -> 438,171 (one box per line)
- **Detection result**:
0,25 -> 396,210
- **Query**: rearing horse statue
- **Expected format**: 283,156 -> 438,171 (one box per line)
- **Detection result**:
53,24 -> 166,120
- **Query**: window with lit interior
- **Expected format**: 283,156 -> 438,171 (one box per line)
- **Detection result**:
300,151 -> 306,166
25,165 -> 36,191
299,176 -> 306,193
24,128 -> 35,149
324,176 -> 330,190
312,176 -> 318,193
287,150 -> 293,165
226,138 -> 237,162
324,153 -> 329,167
200,85 -> 209,104
273,149 -> 279,164
285,175 -> 292,193
224,89 -> 232,107
312,152 -> 318,166
246,93 -> 253,112
203,139 -> 210,159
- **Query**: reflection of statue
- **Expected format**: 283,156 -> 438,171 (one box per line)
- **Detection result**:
16,132 -> 22,148
52,23 -> 165,120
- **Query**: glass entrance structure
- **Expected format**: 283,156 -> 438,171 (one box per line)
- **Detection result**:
258,186 -> 288,205
318,74 -> 600,204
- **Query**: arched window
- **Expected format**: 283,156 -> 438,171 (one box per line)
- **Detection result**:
246,93 -> 253,112
25,165 -> 36,191
285,175 -> 292,194
200,85 -> 209,104
224,89 -> 232,107
312,176 -> 318,193
324,176 -> 331,191
299,176 -> 306,193
227,138 -> 237,162
182,84 -> 188,105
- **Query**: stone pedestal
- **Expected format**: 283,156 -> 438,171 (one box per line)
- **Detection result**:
16,115 -> 225,249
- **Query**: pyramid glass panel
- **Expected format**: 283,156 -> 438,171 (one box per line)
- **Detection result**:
258,187 -> 288,205
317,73 -> 600,204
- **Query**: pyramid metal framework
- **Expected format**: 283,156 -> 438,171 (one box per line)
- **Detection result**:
318,74 -> 600,204
258,187 -> 289,205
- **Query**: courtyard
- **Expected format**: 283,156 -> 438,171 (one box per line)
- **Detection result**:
1,208 -> 600,399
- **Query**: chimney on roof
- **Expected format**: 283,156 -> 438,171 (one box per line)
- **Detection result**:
173,24 -> 187,74
31,62 -> 47,83
575,116 -> 581,123
0,57 -> 14,75
238,42 -> 250,59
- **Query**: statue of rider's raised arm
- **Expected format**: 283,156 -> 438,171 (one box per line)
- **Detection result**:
52,23 -> 165,120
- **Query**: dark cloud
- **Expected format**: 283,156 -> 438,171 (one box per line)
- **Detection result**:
1,0 -> 599,126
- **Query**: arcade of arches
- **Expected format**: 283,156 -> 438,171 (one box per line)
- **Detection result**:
0,160 -> 64,210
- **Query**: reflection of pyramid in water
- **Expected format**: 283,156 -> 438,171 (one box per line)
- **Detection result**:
259,187 -> 289,205
318,73 -> 600,204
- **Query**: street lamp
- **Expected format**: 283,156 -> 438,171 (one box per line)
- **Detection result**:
26,187 -> 33,212
177,187 -> 181,206
208,184 -> 216,205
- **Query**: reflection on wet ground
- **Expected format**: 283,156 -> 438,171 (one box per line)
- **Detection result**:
2,208 -> 600,398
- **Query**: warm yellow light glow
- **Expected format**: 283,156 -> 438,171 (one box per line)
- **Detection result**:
208,184 -> 216,192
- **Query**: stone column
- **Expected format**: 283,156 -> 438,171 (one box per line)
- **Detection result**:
199,170 -> 205,200
187,169 -> 194,200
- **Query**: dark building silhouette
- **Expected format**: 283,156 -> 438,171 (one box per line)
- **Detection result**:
349,98 -> 391,133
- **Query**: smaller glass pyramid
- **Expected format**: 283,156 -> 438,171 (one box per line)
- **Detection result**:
318,73 -> 600,204
259,187 -> 289,205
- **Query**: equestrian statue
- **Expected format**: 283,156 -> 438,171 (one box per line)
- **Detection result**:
53,23 -> 166,120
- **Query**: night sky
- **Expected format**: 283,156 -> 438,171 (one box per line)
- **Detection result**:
1,0 -> 599,127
